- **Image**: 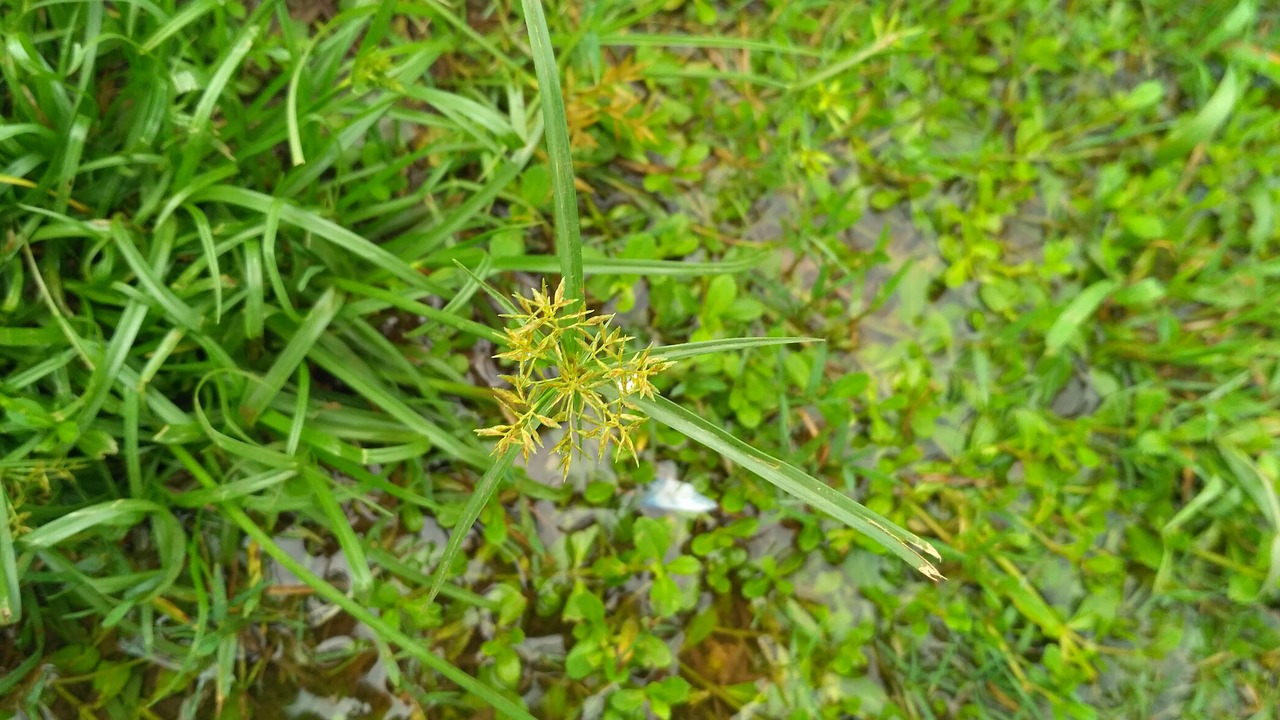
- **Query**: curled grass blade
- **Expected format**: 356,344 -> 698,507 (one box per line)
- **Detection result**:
192,373 -> 299,470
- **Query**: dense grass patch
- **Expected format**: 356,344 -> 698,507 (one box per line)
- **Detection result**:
3,1 -> 1279,718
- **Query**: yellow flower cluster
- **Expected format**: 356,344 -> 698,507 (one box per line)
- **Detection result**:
476,281 -> 673,479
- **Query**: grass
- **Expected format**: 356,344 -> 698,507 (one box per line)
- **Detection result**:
3,0 -> 1280,718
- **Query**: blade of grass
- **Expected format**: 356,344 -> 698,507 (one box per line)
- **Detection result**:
108,221 -> 200,330
520,0 -> 583,302
426,251 -> 765,276
367,547 -> 499,610
353,0 -> 397,58
170,468 -> 297,507
495,254 -> 766,276
176,19 -> 263,186
186,205 -> 222,323
242,236 -> 265,339
240,286 -> 342,425
787,28 -> 925,92
71,301 -> 148,440
141,0 -> 216,53
338,317 -> 438,398
285,25 -> 317,166
452,260 -> 520,315
260,197 -> 300,321
440,252 -> 493,315
122,388 -> 143,499
48,112 -> 91,218
301,466 -> 373,598
598,33 -> 827,57
633,394 -> 944,580
152,164 -> 240,230
287,364 -> 310,455
277,96 -> 397,197
263,404 -> 431,446
419,0 -> 527,78
645,68 -> 791,89
653,336 -> 823,361
192,374 -> 299,470
1158,68 -> 1242,161
0,635 -> 41,693
0,483 -> 19,626
403,87 -> 516,148
1044,279 -> 1117,355
424,447 -> 518,607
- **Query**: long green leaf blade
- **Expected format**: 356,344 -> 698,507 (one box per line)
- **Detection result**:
653,336 -> 823,361
424,447 -> 518,607
240,286 -> 343,425
520,0 -> 584,302
0,484 -> 19,626
634,394 -> 944,580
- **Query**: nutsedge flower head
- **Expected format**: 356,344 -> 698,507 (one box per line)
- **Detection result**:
476,280 -> 673,479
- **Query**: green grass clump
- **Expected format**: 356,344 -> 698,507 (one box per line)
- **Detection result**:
4,0 -> 1280,718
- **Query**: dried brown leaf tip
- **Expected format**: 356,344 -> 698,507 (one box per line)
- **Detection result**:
477,280 -> 674,480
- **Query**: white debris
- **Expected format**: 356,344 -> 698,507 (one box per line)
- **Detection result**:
639,462 -> 717,515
